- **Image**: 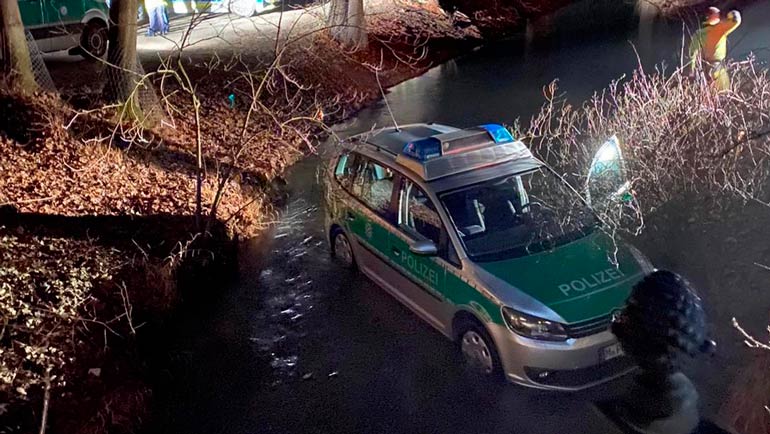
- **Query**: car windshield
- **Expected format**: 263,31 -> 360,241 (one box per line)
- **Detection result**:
440,168 -> 599,262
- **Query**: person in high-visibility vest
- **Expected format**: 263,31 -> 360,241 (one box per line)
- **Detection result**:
688,7 -> 742,90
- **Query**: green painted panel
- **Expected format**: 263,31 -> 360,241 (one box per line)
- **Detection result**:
479,232 -> 642,323
84,0 -> 109,11
45,0 -> 87,25
348,210 -> 391,257
383,232 -> 504,326
20,1 -> 106,28
388,233 -> 446,300
442,269 -> 504,325
19,1 -> 45,27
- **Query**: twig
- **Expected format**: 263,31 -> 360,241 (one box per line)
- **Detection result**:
119,283 -> 136,336
732,317 -> 770,350
38,366 -> 52,434
0,197 -> 54,207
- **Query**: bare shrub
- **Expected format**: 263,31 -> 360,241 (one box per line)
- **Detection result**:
518,57 -> 770,433
519,58 -> 770,235
0,230 -> 121,400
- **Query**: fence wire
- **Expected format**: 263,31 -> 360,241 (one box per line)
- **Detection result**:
25,30 -> 57,92
100,48 -> 164,125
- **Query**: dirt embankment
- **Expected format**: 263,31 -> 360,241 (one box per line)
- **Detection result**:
0,2 -> 480,433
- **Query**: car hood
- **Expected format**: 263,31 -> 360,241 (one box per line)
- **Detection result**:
475,231 -> 644,324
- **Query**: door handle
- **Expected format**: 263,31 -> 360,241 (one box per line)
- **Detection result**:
392,248 -> 401,257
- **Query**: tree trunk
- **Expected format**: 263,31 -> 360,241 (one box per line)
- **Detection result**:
328,0 -> 367,50
0,0 -> 38,92
105,0 -> 139,104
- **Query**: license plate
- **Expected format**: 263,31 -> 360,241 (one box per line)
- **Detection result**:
600,343 -> 625,361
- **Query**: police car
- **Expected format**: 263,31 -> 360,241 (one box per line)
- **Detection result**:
323,123 -> 653,390
19,0 -> 109,58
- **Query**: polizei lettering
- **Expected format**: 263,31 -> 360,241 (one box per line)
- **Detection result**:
401,254 -> 439,286
557,268 -> 625,297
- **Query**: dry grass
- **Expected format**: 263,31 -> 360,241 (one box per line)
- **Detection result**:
0,91 -> 273,239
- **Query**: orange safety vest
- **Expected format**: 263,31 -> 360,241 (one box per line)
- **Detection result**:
689,11 -> 742,64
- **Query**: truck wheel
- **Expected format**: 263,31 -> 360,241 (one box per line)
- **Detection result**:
230,0 -> 256,17
81,20 -> 108,60
458,321 -> 503,378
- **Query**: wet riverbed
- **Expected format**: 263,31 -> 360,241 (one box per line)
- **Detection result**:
148,2 -> 770,433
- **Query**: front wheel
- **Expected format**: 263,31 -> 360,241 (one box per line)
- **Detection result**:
81,20 -> 108,60
230,0 -> 256,17
459,323 -> 503,378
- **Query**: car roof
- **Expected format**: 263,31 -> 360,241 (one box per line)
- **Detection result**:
349,123 -> 537,182
362,123 -> 460,155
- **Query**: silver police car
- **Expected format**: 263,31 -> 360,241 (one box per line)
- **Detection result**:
323,123 -> 652,390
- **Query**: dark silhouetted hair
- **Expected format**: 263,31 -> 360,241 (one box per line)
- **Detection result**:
612,270 -> 713,373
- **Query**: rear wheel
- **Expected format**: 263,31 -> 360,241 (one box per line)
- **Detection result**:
81,20 -> 108,60
230,0 -> 256,17
458,322 -> 503,378
331,229 -> 356,270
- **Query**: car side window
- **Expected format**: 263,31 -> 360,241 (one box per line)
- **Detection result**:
400,181 -> 442,244
347,157 -> 396,219
400,180 -> 461,267
334,152 -> 361,190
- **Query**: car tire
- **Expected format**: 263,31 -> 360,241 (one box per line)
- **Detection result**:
457,320 -> 503,379
81,20 -> 108,60
331,229 -> 356,270
230,0 -> 256,17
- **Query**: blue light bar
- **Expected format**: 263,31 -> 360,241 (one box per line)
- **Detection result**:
480,124 -> 515,144
402,137 -> 442,161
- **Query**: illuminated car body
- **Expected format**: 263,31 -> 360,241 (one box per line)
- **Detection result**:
323,123 -> 651,390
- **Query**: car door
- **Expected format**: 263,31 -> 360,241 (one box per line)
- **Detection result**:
387,178 -> 456,331
585,135 -> 632,214
42,0 -> 85,52
333,153 -> 400,281
19,0 -> 45,26
44,0 -> 85,25
19,0 -> 51,52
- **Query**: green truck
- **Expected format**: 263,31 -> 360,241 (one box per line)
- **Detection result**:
19,0 -> 109,57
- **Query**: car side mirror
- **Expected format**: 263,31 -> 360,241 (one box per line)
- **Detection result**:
409,239 -> 438,256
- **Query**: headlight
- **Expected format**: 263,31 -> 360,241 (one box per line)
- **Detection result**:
502,307 -> 568,341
